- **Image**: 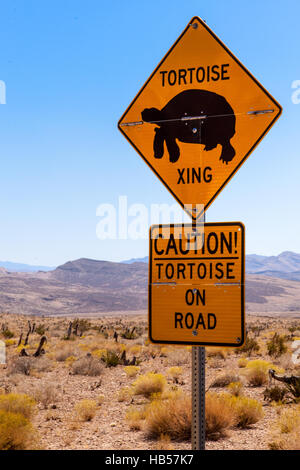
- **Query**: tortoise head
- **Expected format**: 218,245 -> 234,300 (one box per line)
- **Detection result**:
142,107 -> 162,123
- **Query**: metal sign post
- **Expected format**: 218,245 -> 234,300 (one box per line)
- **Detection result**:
191,211 -> 206,451
192,346 -> 206,450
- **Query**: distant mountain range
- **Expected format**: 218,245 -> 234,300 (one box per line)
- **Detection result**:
123,251 -> 300,282
1,251 -> 300,280
0,256 -> 299,316
0,261 -> 54,272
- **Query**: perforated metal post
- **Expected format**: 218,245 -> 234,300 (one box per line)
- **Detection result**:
192,345 -> 206,450
191,194 -> 206,451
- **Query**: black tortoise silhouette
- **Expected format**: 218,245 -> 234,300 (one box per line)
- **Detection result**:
141,89 -> 236,164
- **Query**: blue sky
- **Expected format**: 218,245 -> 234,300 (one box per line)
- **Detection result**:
0,0 -> 299,266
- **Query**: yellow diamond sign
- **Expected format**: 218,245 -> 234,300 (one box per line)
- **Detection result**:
118,16 -> 282,219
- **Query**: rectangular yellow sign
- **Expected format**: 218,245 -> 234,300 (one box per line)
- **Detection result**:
149,222 -> 245,346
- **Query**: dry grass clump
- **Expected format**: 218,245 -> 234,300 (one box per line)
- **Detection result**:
126,407 -> 147,431
211,372 -> 240,388
8,357 -> 33,376
145,393 -> 191,440
263,386 -> 288,403
267,333 -> 288,358
8,356 -> 52,376
55,347 -> 77,362
205,392 -> 236,440
227,382 -> 244,397
124,366 -> 140,378
74,399 -> 97,422
269,406 -> 300,449
31,383 -> 60,409
0,393 -> 36,419
31,357 -> 52,373
132,373 -> 167,399
237,334 -> 259,355
72,356 -> 104,376
0,410 -> 38,450
246,360 -> 274,387
128,345 -> 142,356
228,396 -> 263,428
206,347 -> 228,359
167,366 -> 183,383
153,434 -> 174,450
237,357 -> 248,368
117,386 -> 132,403
164,348 -> 190,366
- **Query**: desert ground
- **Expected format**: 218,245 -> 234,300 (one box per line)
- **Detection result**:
0,312 -> 300,450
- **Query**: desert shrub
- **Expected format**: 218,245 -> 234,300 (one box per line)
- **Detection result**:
65,355 -> 77,367
0,393 -> 36,419
247,368 -> 268,387
237,357 -> 248,368
269,407 -> 300,449
211,373 -> 240,388
164,348 -> 190,366
92,348 -> 107,359
31,357 -> 52,373
72,356 -> 104,376
35,324 -> 46,336
267,333 -> 288,358
97,394 -> 105,405
236,334 -> 259,356
8,357 -> 33,376
288,324 -> 300,333
126,407 -> 147,431
145,393 -> 191,440
101,350 -> 122,367
264,386 -> 288,403
55,347 -> 76,362
118,387 -> 132,402
129,345 -> 142,356
167,367 -> 183,382
208,358 -> 223,369
277,407 -> 300,434
74,399 -> 97,422
0,410 -> 37,450
124,366 -> 140,378
228,396 -> 263,428
227,382 -> 243,397
246,360 -> 271,387
121,327 -> 138,340
132,373 -> 167,399
2,329 -> 14,339
72,318 -> 91,334
205,393 -> 236,440
206,347 -> 228,359
283,379 -> 300,403
32,383 -> 59,409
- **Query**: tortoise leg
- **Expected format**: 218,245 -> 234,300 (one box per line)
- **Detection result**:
204,143 -> 218,151
165,136 -> 180,163
219,140 -> 235,164
153,128 -> 165,159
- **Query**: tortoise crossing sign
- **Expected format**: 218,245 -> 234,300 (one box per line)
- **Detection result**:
118,16 -> 282,220
149,222 -> 245,346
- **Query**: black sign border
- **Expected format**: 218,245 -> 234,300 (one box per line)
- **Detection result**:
149,222 -> 245,347
118,16 -> 282,220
